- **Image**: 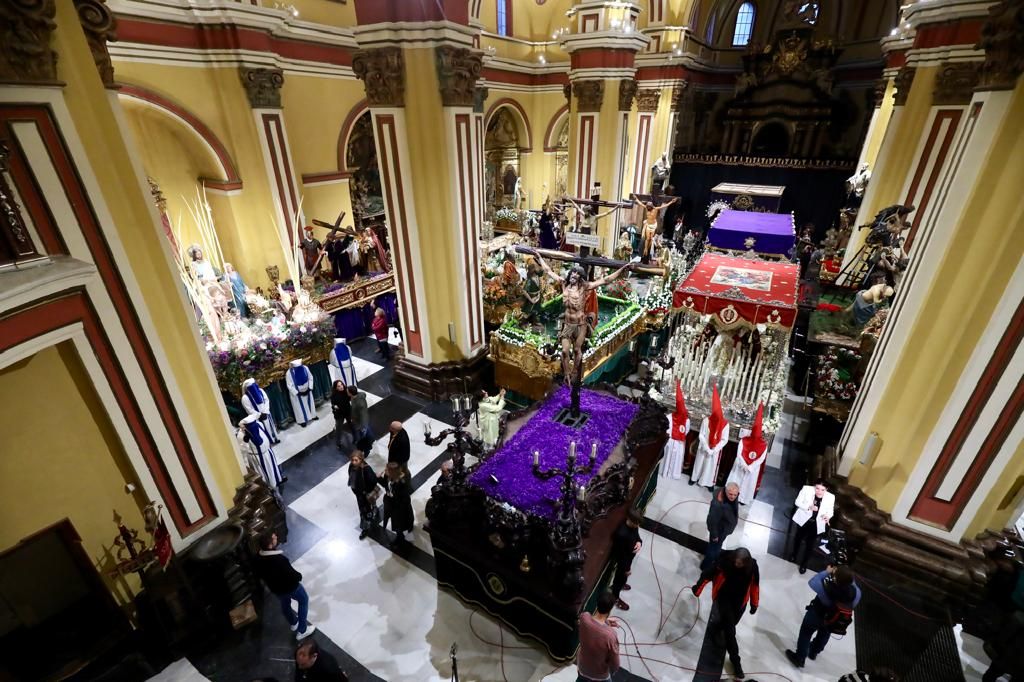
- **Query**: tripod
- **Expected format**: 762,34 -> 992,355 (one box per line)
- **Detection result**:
450,642 -> 459,682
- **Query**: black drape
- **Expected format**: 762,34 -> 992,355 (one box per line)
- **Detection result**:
668,161 -> 852,242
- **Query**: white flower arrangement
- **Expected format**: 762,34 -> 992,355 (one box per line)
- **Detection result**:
495,207 -> 521,223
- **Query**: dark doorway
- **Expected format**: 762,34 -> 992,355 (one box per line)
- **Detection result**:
751,122 -> 791,156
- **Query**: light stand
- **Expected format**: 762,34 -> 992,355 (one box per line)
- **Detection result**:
450,641 -> 459,682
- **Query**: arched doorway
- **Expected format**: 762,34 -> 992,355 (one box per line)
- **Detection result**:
485,108 -> 522,217
345,111 -> 384,226
750,121 -> 791,156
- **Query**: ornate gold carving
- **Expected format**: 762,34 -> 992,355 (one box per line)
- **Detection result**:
563,82 -> 572,103
573,81 -> 604,113
635,88 -> 661,112
618,78 -> 637,111
239,67 -> 284,108
146,176 -> 167,213
932,61 -> 981,105
473,86 -> 488,113
0,142 -> 31,245
435,45 -> 482,107
892,66 -> 916,106
976,0 -> 1024,91
74,0 -> 116,88
670,81 -> 688,111
353,47 -> 405,107
0,0 -> 58,85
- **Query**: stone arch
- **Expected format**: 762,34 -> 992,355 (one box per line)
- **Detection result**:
117,83 -> 242,191
485,98 -> 533,151
544,105 -> 569,152
336,99 -> 370,174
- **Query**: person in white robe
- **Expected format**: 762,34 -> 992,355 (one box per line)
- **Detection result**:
328,337 -> 358,388
241,377 -> 280,444
690,383 -> 729,488
285,359 -> 317,427
661,381 -> 689,479
476,388 -> 506,449
727,403 -> 768,505
238,413 -> 284,487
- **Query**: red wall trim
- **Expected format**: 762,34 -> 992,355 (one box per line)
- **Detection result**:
570,48 -> 638,71
301,171 -> 351,184
543,104 -> 569,152
480,67 -> 568,88
484,98 -> 534,149
374,114 -> 422,357
118,84 -> 243,189
904,109 -> 961,250
0,292 -> 202,534
116,18 -> 353,67
909,298 -> 1024,529
0,105 -> 217,533
354,0 -> 468,25
912,19 -> 984,50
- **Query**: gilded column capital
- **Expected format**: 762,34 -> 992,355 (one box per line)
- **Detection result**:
74,0 -> 117,88
0,0 -> 58,85
618,78 -> 637,111
239,67 -> 285,108
932,61 -> 981,105
636,88 -> 661,112
435,46 -> 482,107
353,47 -> 405,107
976,0 -> 1024,91
872,78 -> 889,108
892,66 -> 916,106
563,82 -> 572,104
573,81 -> 605,113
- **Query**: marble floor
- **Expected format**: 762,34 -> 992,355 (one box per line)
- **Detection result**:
154,340 -> 989,682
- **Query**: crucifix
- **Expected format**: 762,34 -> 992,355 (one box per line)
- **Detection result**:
515,246 -> 660,417
556,196 -> 632,257
310,211 -> 352,277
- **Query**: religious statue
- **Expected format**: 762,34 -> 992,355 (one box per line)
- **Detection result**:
187,245 -> 219,282
633,194 -> 679,264
865,243 -> 907,288
866,204 -> 914,247
223,262 -> 249,318
528,249 -> 634,389
848,282 -> 893,326
650,153 -> 670,193
358,226 -> 388,273
565,197 -> 622,257
476,388 -> 506,450
845,162 -> 871,207
500,249 -> 521,290
300,226 -> 322,275
538,200 -> 558,250
521,260 -> 543,322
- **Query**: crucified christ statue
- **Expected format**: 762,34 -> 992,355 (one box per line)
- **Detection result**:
528,248 -> 634,389
565,196 -> 623,257
632,193 -> 678,262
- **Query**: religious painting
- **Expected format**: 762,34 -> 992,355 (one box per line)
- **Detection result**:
346,112 -> 385,224
553,117 -> 569,200
485,108 -> 521,216
711,265 -> 773,291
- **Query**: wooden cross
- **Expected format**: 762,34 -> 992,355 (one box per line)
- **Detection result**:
513,245 -> 665,277
309,211 -> 349,275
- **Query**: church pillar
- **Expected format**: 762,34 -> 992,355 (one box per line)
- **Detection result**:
563,1 -> 648,255
839,0 -> 1024,542
857,76 -> 896,169
239,67 -> 305,256
350,38 -> 487,399
630,89 -> 661,195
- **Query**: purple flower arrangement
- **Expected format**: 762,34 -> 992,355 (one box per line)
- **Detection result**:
206,316 -> 334,389
469,387 -> 638,520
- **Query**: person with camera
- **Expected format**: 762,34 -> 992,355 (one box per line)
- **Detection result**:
691,547 -> 760,679
785,564 -> 861,669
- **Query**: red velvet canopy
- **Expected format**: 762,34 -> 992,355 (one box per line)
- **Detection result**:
672,253 -> 799,328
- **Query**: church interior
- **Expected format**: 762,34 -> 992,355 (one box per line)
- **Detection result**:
1,0 -> 1023,680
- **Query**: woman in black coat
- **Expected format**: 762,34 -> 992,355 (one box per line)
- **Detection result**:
379,462 -> 414,548
331,380 -> 352,449
348,451 -> 380,540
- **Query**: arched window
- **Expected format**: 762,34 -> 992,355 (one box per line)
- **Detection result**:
496,0 -> 511,37
732,2 -> 755,46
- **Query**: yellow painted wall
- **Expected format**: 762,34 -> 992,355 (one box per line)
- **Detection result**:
0,344 -> 147,598
848,83 -> 1024,531
861,77 -> 895,169
286,0 -> 357,28
56,2 -> 242,509
480,0 -> 572,41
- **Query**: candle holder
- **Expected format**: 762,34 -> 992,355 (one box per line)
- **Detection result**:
531,443 -> 594,594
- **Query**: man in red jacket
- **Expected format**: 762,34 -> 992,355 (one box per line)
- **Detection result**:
691,547 -> 760,679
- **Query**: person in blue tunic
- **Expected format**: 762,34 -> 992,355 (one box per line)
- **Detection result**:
238,413 -> 284,487
328,337 -> 358,388
223,262 -> 249,317
285,359 -> 317,427
241,377 -> 280,444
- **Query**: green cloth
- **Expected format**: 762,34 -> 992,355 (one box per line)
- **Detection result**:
265,381 -> 292,427
310,360 -> 332,403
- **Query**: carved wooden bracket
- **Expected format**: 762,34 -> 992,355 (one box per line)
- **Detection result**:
933,61 -> 981,106
435,46 -> 482,107
74,0 -> 117,88
353,47 -> 405,107
239,67 -> 285,109
473,86 -> 488,114
873,78 -> 889,108
976,0 -> 1024,91
573,81 -> 605,113
618,78 -> 637,111
892,66 -> 916,106
635,88 -> 661,112
0,0 -> 58,85
670,81 -> 688,111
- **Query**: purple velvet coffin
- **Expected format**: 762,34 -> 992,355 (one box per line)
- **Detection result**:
709,209 -> 796,256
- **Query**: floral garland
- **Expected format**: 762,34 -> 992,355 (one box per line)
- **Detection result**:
495,207 -> 521,224
706,200 -> 731,220
815,346 -> 861,401
206,315 -> 335,390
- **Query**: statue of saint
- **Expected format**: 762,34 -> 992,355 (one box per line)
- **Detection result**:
633,194 -> 679,263
187,245 -> 219,282
651,153 -> 670,192
528,249 -> 634,387
845,162 -> 871,206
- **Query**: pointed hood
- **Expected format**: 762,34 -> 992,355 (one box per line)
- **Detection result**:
708,383 -> 726,448
671,381 -> 689,440
740,402 -> 767,464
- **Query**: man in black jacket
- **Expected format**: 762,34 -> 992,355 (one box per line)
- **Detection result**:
703,483 -> 739,571
610,509 -> 643,610
295,639 -> 348,681
253,532 -> 315,639
387,420 -> 410,470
